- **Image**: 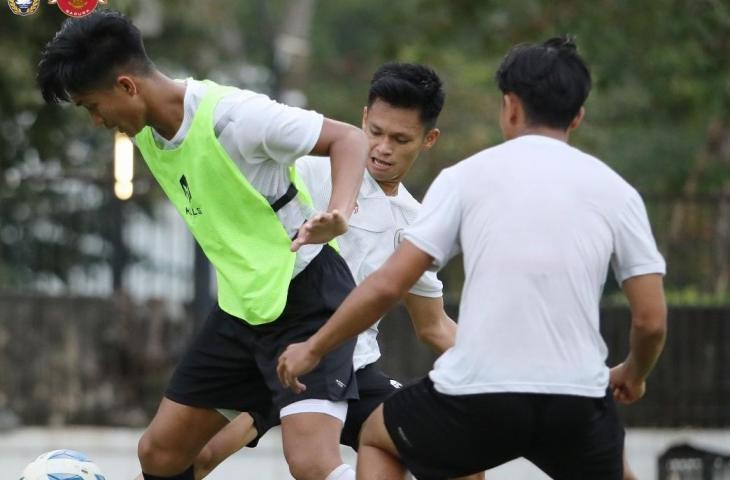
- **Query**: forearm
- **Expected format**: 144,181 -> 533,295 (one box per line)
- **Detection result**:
430,315 -> 457,353
327,128 -> 368,220
624,317 -> 666,380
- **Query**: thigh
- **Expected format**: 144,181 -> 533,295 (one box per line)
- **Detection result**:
383,378 -> 535,480
280,412 -> 345,478
165,305 -> 274,417
526,391 -> 624,480
342,364 -> 401,450
358,404 -> 407,480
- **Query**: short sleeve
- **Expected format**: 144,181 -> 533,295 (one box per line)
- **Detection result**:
611,189 -> 666,284
403,169 -> 462,270
229,93 -> 324,166
409,270 -> 444,298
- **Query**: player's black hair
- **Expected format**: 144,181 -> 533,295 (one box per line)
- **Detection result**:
367,62 -> 445,130
37,10 -> 153,104
496,36 -> 592,130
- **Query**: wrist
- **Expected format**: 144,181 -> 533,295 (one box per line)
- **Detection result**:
307,335 -> 326,358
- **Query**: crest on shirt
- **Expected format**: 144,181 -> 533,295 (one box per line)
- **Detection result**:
48,0 -> 106,17
394,228 -> 405,249
7,0 -> 40,15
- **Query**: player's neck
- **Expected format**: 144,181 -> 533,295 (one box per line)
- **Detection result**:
143,73 -> 186,141
376,179 -> 400,196
514,126 -> 569,143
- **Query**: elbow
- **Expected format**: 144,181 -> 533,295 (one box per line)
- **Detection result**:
369,274 -> 406,306
633,304 -> 668,340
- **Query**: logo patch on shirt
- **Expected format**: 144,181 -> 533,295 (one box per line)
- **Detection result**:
393,228 -> 405,249
335,379 -> 346,388
180,175 -> 203,216
389,379 -> 403,389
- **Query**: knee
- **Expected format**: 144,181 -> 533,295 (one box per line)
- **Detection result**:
194,444 -> 215,477
138,430 -> 192,475
285,450 -> 328,480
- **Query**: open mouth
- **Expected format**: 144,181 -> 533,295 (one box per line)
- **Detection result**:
370,157 -> 393,169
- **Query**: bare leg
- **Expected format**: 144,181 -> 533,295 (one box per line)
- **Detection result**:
194,413 -> 257,479
137,398 -> 228,476
133,413 -> 257,480
281,412 -> 346,480
357,405 -> 407,480
623,449 -> 638,480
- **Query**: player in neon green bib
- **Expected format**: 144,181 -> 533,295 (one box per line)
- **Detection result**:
39,10 -> 368,480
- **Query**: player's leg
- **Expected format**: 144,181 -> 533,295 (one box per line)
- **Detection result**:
357,404 -> 407,479
193,412 -> 258,479
622,449 -> 638,480
340,364 -> 401,451
137,305 -> 274,479
281,407 -> 350,480
137,398 -> 227,478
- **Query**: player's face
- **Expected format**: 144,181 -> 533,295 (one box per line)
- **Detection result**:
362,100 -> 439,188
72,77 -> 146,137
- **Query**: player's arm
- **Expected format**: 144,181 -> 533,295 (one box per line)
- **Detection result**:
403,294 -> 457,354
278,241 -> 432,392
609,273 -> 667,404
292,119 -> 368,251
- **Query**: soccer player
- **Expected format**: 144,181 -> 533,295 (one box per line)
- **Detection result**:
163,63 -> 481,480
38,11 -> 370,480
278,36 -> 668,480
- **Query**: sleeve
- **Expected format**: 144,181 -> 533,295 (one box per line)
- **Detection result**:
408,270 -> 444,298
402,168 -> 462,271
610,189 -> 666,284
230,93 -> 324,166
295,155 -> 333,212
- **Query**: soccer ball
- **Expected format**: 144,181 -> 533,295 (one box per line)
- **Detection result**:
20,449 -> 106,480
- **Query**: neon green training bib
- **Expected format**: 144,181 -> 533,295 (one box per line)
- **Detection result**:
135,82 -> 316,325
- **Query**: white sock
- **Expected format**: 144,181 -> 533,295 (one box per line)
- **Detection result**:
325,464 -> 356,480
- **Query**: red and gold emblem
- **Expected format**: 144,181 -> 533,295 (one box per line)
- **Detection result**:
48,0 -> 106,17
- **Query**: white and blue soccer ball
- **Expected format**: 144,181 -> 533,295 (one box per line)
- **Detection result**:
20,449 -> 106,480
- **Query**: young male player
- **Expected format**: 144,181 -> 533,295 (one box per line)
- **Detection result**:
38,10 -> 370,480
165,63 -> 481,480
278,37 -> 668,479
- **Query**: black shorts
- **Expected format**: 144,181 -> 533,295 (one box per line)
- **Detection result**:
383,377 -> 624,480
341,363 -> 402,450
164,245 -> 359,445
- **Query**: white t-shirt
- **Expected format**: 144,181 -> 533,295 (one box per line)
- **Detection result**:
404,135 -> 666,397
147,79 -> 324,276
297,156 -> 444,370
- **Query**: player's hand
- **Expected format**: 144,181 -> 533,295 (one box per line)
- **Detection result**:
291,210 -> 348,252
609,362 -> 646,404
277,341 -> 322,394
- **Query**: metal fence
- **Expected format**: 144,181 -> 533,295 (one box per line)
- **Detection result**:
378,305 -> 730,429
0,290 -> 728,429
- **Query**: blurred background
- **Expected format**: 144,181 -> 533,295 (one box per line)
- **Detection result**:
1,0 -> 729,478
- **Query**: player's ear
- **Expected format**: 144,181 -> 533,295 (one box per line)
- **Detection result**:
361,106 -> 368,130
569,106 -> 585,132
423,128 -> 440,150
116,75 -> 138,97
